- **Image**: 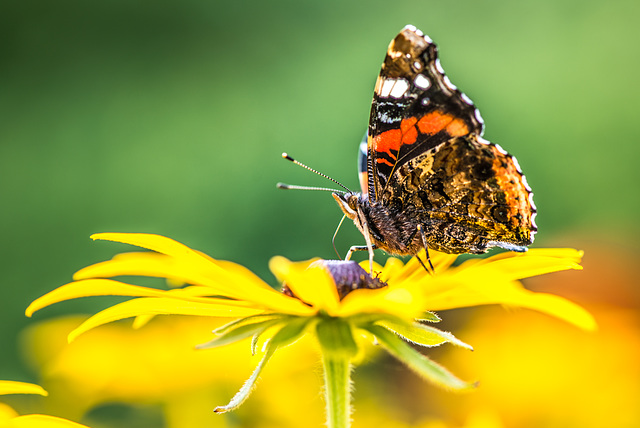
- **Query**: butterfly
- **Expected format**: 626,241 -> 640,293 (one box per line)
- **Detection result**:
331,25 -> 537,270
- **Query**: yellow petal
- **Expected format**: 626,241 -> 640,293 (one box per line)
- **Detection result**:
269,257 -> 340,314
380,251 -> 457,286
456,251 -> 583,280
77,243 -> 307,315
338,286 -> 426,319
26,279 -> 244,317
269,256 -> 316,282
73,256 -> 247,298
91,233 -> 205,261
26,279 -> 172,317
6,414 -> 90,427
425,277 -> 596,331
0,381 -> 47,396
68,297 -> 265,342
76,252 -> 273,292
504,289 -> 597,331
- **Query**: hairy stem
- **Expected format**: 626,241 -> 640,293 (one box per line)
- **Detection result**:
322,353 -> 351,428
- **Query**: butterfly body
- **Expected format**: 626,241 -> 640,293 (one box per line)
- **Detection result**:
333,25 -> 537,262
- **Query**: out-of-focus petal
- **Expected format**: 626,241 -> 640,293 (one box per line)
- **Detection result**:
6,414 -> 90,427
0,381 -> 47,396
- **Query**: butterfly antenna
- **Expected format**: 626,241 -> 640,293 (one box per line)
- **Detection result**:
276,183 -> 347,193
281,153 -> 352,193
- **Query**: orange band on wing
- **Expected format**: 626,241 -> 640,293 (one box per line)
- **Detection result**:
376,157 -> 394,166
373,111 -> 469,165
445,117 -> 469,137
417,111 -> 468,136
374,128 -> 402,157
374,117 -> 419,156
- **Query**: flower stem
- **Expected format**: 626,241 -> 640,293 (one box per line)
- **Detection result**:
322,353 -> 351,428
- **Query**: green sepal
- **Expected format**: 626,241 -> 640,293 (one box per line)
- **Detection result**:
375,318 -> 473,350
417,311 -> 441,323
196,315 -> 287,350
316,317 -> 358,359
213,313 -> 288,335
214,317 -> 312,413
362,324 -> 477,391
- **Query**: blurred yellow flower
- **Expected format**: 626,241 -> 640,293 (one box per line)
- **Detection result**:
21,315 -> 323,428
0,381 -> 90,428
25,233 -> 594,428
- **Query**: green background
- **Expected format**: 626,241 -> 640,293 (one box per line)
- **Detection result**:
2,0 -> 638,380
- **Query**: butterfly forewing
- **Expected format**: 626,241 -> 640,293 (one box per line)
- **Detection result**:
368,26 -> 484,200
357,25 -> 536,255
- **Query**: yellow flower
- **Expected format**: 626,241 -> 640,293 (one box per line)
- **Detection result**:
0,381 -> 90,428
26,233 -> 594,428
22,315 -> 323,428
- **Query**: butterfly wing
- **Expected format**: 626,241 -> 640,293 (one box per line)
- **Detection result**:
366,26 -> 536,253
367,25 -> 484,200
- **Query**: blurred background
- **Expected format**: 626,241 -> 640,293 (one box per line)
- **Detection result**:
2,0 -> 639,426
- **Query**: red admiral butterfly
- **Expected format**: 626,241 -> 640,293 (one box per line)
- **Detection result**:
284,25 -> 537,271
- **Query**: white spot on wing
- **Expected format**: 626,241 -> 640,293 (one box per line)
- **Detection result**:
494,144 -> 508,155
414,74 -> 430,89
380,78 -> 395,97
390,78 -> 409,98
477,136 -> 491,145
443,75 -> 457,91
379,112 -> 396,124
474,108 -> 484,125
511,155 -> 522,172
461,93 -> 474,105
435,58 -> 445,74
414,61 -> 422,70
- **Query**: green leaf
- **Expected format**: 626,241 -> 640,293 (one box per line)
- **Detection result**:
196,316 -> 286,350
362,324 -> 477,391
214,339 -> 277,413
214,318 -> 312,413
316,317 -> 358,358
376,319 -> 473,351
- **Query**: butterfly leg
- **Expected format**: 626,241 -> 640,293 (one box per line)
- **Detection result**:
416,224 -> 435,274
345,245 -> 378,261
346,245 -> 378,276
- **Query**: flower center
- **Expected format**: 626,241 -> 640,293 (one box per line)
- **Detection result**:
282,260 -> 388,301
